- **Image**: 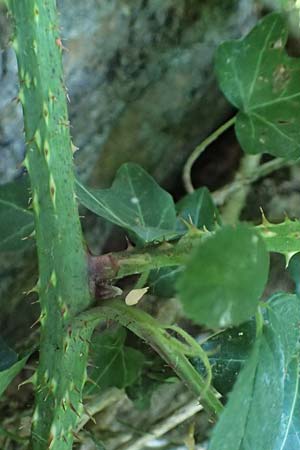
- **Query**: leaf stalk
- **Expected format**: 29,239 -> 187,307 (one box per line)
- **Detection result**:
183,116 -> 236,193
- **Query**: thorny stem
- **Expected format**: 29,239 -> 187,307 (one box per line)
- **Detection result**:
77,388 -> 124,432
221,154 -> 261,224
182,116 -> 236,193
8,1 -> 91,449
88,217 -> 300,290
88,230 -> 204,287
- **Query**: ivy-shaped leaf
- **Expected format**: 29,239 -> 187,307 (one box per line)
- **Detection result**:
0,177 -> 34,251
194,320 -> 256,396
216,13 -> 300,159
209,293 -> 300,450
76,163 -> 177,245
148,266 -> 184,298
149,188 -> 219,298
86,327 -> 145,393
177,224 -> 269,329
176,187 -> 220,232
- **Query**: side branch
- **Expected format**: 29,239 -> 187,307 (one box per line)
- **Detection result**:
88,218 -> 300,288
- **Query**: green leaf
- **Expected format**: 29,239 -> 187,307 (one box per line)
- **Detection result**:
149,188 -> 220,298
126,370 -> 163,410
0,177 -> 34,251
126,354 -> 175,410
256,217 -> 300,254
86,327 -> 145,393
76,163 -> 177,245
177,224 -> 269,329
274,358 -> 300,450
0,337 -> 18,371
176,187 -> 220,232
209,293 -> 300,450
194,320 -> 256,395
216,13 -> 300,159
0,355 -> 28,398
148,266 -> 184,298
287,252 -> 300,296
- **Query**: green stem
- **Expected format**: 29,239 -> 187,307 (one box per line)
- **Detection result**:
254,157 -> 296,179
213,156 -> 298,206
8,2 -> 92,449
88,230 -> 204,283
182,116 -> 236,193
75,301 -> 223,417
89,218 -> 300,284
221,154 -> 261,224
134,269 -> 150,289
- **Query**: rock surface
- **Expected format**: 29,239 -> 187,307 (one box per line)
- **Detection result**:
0,0 -> 257,186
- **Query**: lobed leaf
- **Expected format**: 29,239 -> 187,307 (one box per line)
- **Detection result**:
148,266 -> 184,298
176,187 -> 220,232
0,177 -> 34,251
149,188 -> 219,298
209,293 -> 300,450
216,13 -> 300,159
194,320 -> 256,395
76,163 -> 177,245
177,224 -> 269,329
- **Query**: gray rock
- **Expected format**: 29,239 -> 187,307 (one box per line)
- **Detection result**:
0,0 -> 257,186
